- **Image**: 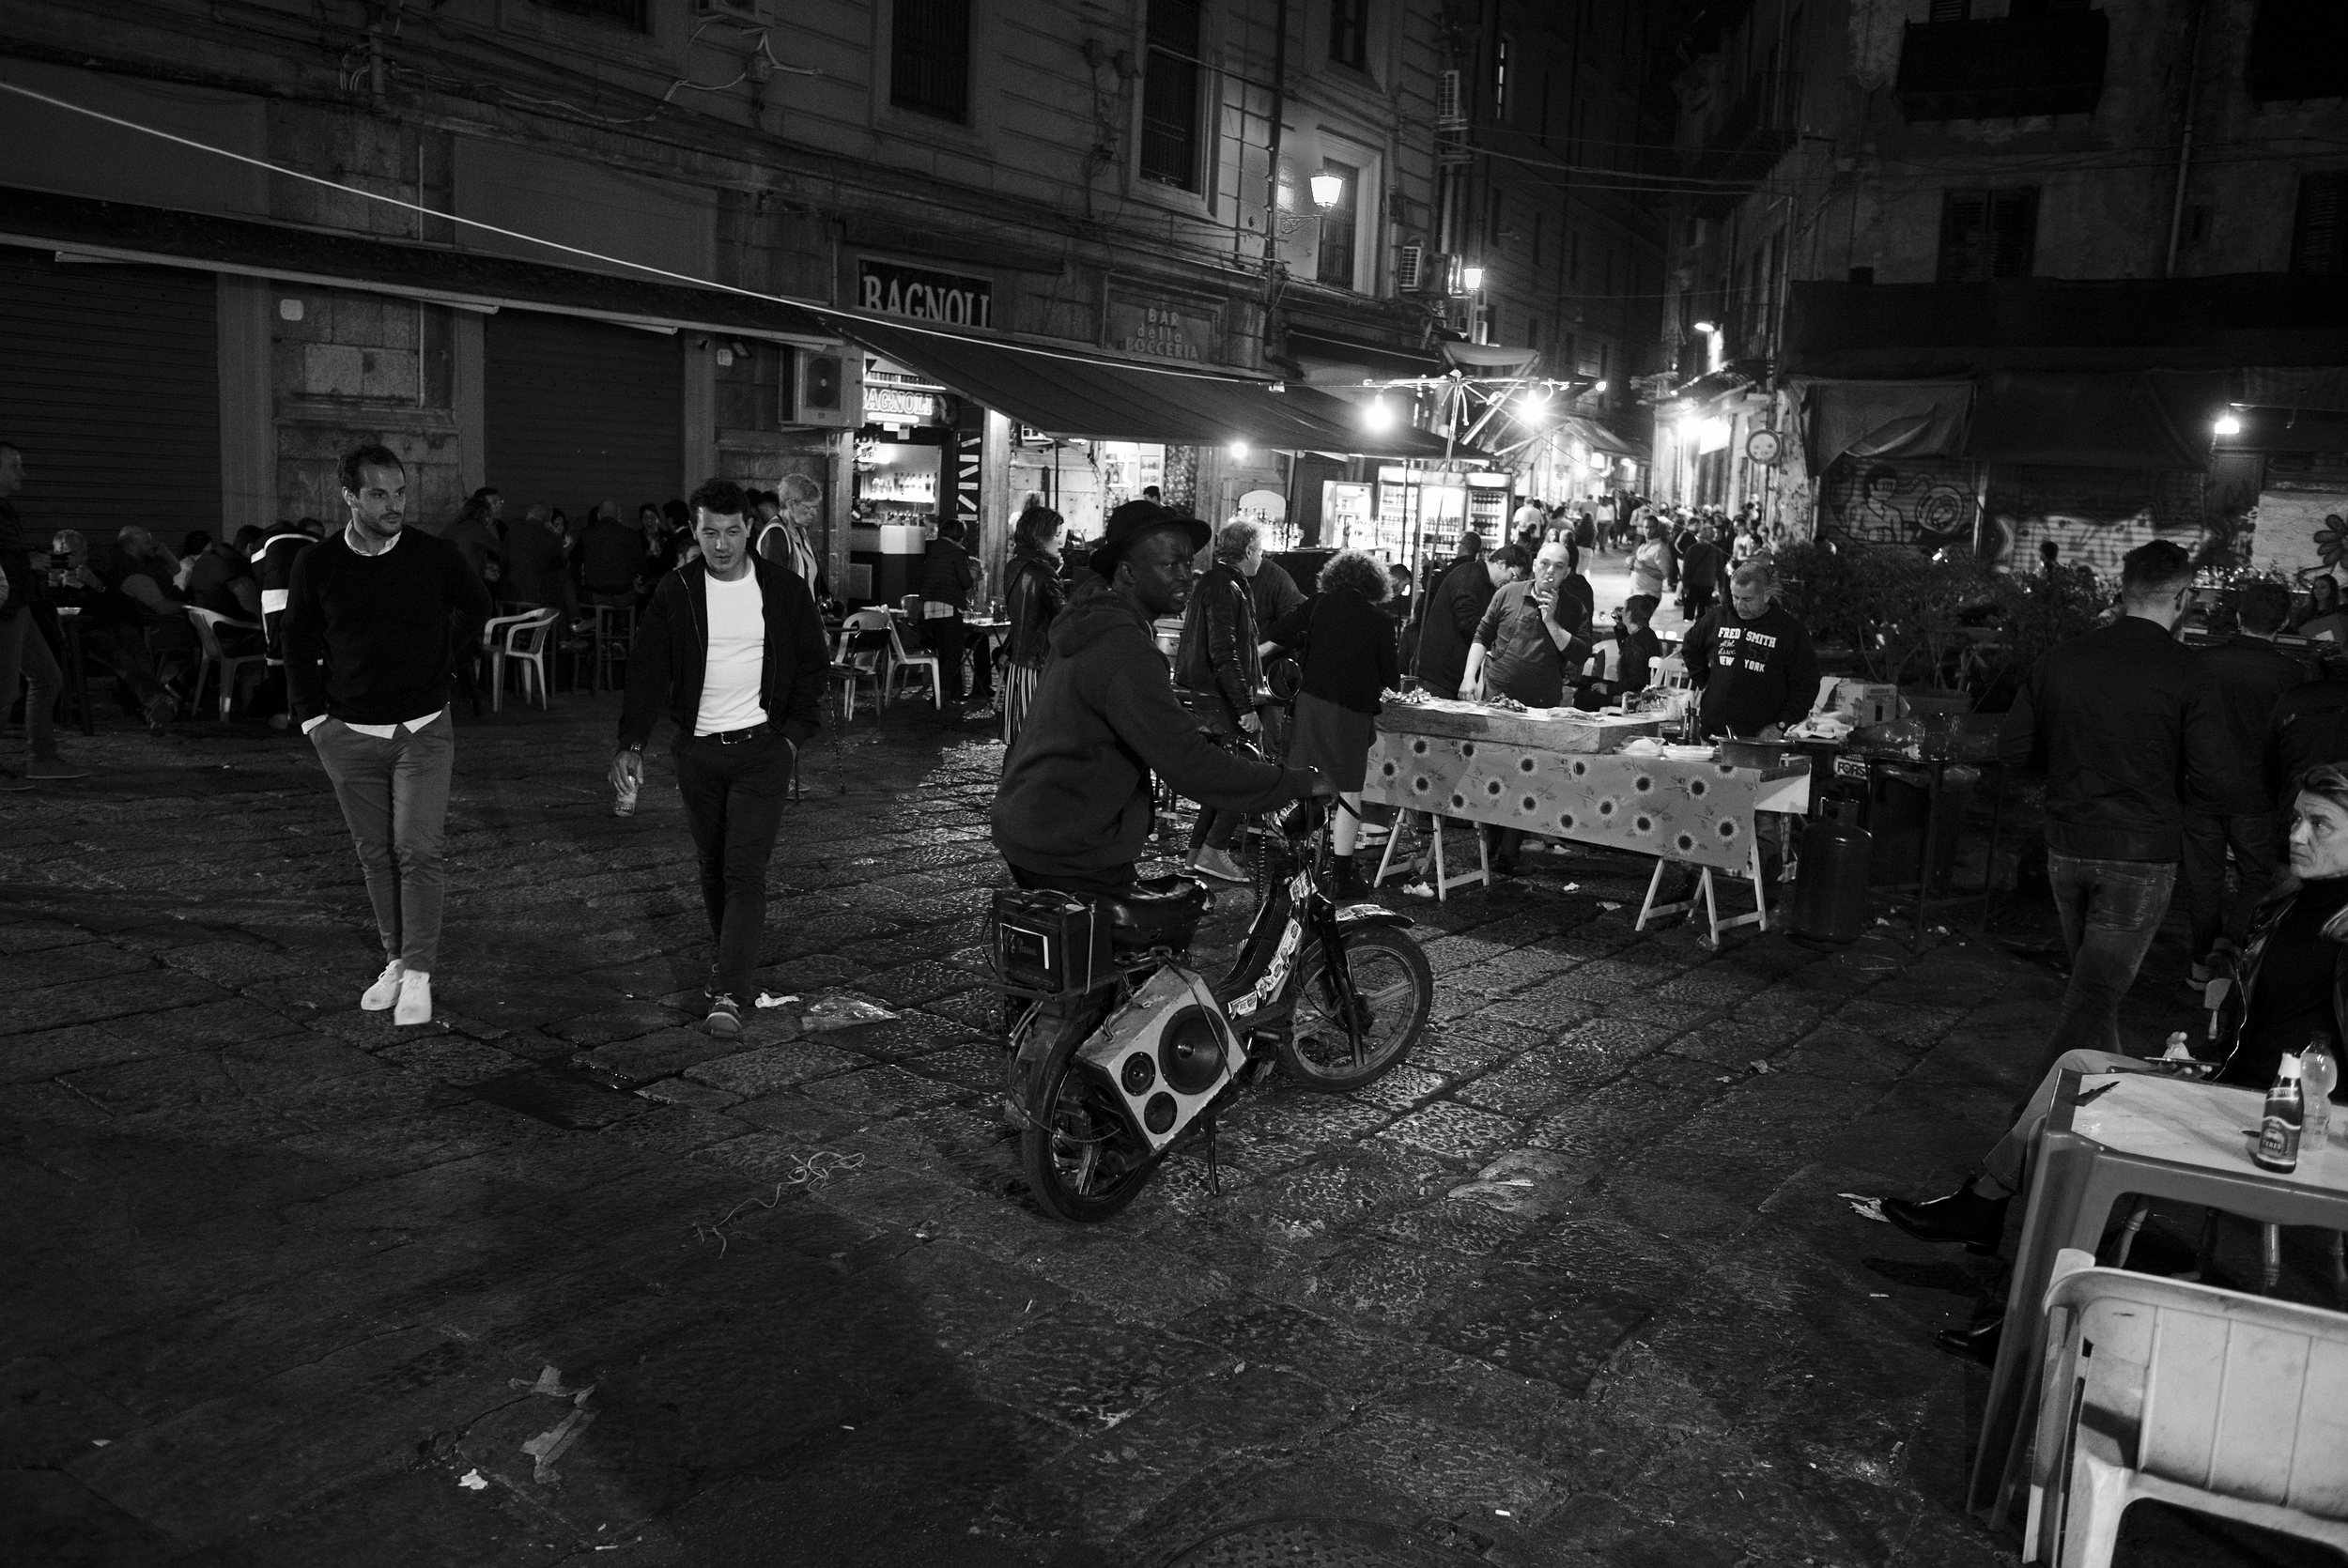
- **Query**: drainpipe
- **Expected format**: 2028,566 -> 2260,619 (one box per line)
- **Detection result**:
2163,0 -> 2209,278
1262,0 -> 1290,274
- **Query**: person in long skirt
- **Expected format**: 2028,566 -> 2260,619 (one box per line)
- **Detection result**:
1263,549 -> 1398,895
999,503 -> 1068,749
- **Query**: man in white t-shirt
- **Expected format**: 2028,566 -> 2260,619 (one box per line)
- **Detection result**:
612,479 -> 829,1038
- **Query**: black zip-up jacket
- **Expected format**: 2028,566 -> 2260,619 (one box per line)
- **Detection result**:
2210,874 -> 2348,1089
617,557 -> 828,748
1176,561 -> 1260,725
2267,677 -> 2348,801
2000,615 -> 2240,862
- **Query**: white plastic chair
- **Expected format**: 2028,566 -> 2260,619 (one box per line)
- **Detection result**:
2026,1251 -> 2348,1567
184,607 -> 267,719
482,608 -> 559,712
882,613 -> 944,707
1653,653 -> 1691,691
832,616 -> 888,724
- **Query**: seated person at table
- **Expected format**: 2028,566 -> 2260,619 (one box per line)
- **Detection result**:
1880,764 -> 2348,1347
1680,558 -> 1819,741
1576,593 -> 1661,709
993,500 -> 1323,900
50,530 -> 183,730
187,531 -> 267,650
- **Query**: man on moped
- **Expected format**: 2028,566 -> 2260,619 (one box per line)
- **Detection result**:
992,500 -> 1326,895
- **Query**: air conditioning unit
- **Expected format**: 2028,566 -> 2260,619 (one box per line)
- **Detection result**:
1436,69 -> 1464,127
791,346 -> 857,428
1395,243 -> 1426,293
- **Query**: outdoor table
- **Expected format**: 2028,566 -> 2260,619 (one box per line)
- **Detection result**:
1364,700 -> 1810,940
52,607 -> 93,736
1970,1069 -> 2348,1531
1813,747 -> 2007,947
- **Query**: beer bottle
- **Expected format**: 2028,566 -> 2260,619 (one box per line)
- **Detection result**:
2254,1053 -> 2305,1175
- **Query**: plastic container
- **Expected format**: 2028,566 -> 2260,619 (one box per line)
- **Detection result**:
2303,1035 -> 2338,1147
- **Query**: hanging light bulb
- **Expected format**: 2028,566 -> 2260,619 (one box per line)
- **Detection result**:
1365,397 -> 1396,433
1228,439 -> 1251,459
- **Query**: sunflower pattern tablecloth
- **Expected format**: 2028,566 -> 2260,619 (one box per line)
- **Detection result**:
1365,721 -> 1808,873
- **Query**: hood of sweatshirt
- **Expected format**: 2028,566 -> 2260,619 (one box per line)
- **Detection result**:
1048,576 -> 1154,658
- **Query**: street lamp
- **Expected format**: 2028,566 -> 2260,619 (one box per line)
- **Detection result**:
1691,319 -> 1717,335
1364,396 -> 1396,433
2213,412 -> 2243,437
1308,172 -> 1344,210
1228,439 -> 1251,459
1460,264 -> 1486,292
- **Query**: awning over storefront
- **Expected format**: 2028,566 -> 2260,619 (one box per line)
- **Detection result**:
0,185 -> 839,343
1441,341 -> 1541,374
823,311 -> 1473,460
1794,377 -> 1973,473
1285,328 -> 1444,379
1556,414 -> 1645,460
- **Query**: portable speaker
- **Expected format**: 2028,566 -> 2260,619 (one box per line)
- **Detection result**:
1074,967 -> 1238,1152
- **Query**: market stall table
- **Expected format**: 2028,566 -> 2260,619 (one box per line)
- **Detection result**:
1364,699 -> 1811,941
1970,1069 -> 2348,1533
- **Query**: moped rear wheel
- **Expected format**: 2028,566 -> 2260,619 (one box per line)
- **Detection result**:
1019,1011 -> 1157,1223
1277,928 -> 1431,1091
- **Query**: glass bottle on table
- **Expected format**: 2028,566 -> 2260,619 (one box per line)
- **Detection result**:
2255,1053 -> 2305,1175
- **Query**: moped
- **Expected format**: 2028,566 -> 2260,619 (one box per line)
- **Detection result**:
991,798 -> 1432,1222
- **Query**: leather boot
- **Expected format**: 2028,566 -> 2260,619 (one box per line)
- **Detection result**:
1330,854 -> 1364,899
1937,1305 -> 2004,1364
1882,1182 -> 2010,1254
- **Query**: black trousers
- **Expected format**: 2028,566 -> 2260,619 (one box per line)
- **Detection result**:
1009,861 -> 1136,899
672,730 -> 795,1001
925,613 -> 992,702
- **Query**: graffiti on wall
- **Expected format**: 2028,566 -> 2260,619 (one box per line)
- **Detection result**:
1819,457 -> 1979,552
1823,457 -> 2255,575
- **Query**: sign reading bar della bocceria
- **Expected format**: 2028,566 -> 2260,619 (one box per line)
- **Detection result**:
1104,295 -> 1217,363
858,258 -> 993,328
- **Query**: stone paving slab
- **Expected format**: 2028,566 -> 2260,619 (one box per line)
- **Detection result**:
0,701 -> 2317,1568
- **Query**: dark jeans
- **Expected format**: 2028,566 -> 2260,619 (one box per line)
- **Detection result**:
1684,585 -> 1716,621
2181,811 -> 2279,962
0,608 -> 61,759
673,730 -> 796,1002
1182,695 -> 1247,853
311,713 -> 456,972
924,613 -> 991,703
2034,851 -> 2176,1084
1008,861 -> 1137,899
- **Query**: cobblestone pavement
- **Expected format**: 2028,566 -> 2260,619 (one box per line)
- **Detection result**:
0,699 -> 2318,1567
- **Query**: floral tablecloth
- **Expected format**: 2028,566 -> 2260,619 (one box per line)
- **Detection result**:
1366,718 -> 1808,873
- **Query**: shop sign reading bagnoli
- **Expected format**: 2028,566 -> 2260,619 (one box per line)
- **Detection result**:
863,386 -> 952,424
1104,294 -> 1217,363
858,258 -> 993,328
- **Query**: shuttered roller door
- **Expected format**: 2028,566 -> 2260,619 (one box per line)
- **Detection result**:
485,311 -> 682,515
0,246 -> 220,543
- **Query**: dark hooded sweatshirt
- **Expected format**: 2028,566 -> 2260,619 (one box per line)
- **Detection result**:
992,578 -> 1313,879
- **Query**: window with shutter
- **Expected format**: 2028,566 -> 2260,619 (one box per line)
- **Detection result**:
2293,172 -> 2348,274
1928,0 -> 1970,20
1141,0 -> 1205,191
1939,187 -> 2037,281
891,0 -> 971,122
1316,160 -> 1360,287
1329,0 -> 1367,69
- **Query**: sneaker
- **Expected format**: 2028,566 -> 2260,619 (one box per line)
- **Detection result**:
361,959 -> 407,1011
1190,846 -> 1249,884
23,756 -> 88,781
705,993 -> 744,1039
393,969 -> 433,1027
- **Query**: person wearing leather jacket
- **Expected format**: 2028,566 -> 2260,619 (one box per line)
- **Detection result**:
1175,521 -> 1268,884
1874,763 -> 2348,1357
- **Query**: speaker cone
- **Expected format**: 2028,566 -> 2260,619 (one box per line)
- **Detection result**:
1159,1007 -> 1227,1095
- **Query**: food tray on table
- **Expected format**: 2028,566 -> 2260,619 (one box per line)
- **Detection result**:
1379,695 -> 1661,753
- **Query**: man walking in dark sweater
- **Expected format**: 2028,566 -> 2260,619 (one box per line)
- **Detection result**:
613,479 -> 828,1038
285,443 -> 493,1027
1681,559 -> 1821,740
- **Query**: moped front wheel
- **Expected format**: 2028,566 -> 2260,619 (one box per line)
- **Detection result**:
1277,928 -> 1431,1091
1019,1011 -> 1156,1223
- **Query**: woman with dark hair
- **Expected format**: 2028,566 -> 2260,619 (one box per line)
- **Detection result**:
2299,570 -> 2347,643
1264,548 -> 1399,894
1000,504 -> 1068,748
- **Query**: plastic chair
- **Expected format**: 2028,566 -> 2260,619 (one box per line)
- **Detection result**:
580,602 -> 634,694
831,618 -> 888,724
482,608 -> 559,712
185,607 -> 268,719
1654,654 -> 1691,690
2027,1252 -> 2348,1568
882,615 -> 944,707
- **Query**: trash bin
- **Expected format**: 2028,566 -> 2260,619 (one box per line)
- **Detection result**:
1793,799 -> 1871,945
1866,765 -> 1977,894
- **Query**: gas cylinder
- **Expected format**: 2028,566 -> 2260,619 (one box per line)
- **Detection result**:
1792,800 -> 1872,946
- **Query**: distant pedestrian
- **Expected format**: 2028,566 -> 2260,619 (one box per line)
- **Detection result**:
756,475 -> 828,601
1177,519 -> 1268,884
0,440 -> 81,788
2183,580 -> 2308,984
1263,549 -> 1398,896
613,479 -> 828,1038
2000,540 -> 2239,1075
919,515 -> 989,707
999,503 -> 1068,748
1630,517 -> 1676,602
1676,525 -> 1724,621
284,442 -> 493,1027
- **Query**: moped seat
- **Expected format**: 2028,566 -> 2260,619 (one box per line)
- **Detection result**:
1101,874 -> 1211,942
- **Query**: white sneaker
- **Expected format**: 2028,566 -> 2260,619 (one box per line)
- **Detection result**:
394,969 -> 433,1027
361,960 -> 406,1011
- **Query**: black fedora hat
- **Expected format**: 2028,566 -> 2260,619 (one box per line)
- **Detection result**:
1089,499 -> 1210,578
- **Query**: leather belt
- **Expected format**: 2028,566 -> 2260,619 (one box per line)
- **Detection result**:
698,723 -> 771,746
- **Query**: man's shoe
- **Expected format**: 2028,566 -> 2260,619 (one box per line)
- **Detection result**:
705,993 -> 744,1039
24,756 -> 88,781
1882,1183 -> 2010,1254
1936,1309 -> 2003,1365
361,959 -> 407,1011
393,970 -> 433,1027
1191,846 -> 1248,884
1330,854 -> 1365,899
143,692 -> 178,732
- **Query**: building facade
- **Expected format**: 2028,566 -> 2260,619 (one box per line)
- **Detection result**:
0,0 -> 1536,588
1652,0 -> 2348,580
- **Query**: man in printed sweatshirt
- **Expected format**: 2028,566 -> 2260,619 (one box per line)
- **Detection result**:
1681,558 -> 1820,741
993,500 -> 1324,896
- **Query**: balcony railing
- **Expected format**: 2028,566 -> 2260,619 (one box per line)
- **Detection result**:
1895,10 -> 2108,121
1684,71 -> 1803,216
